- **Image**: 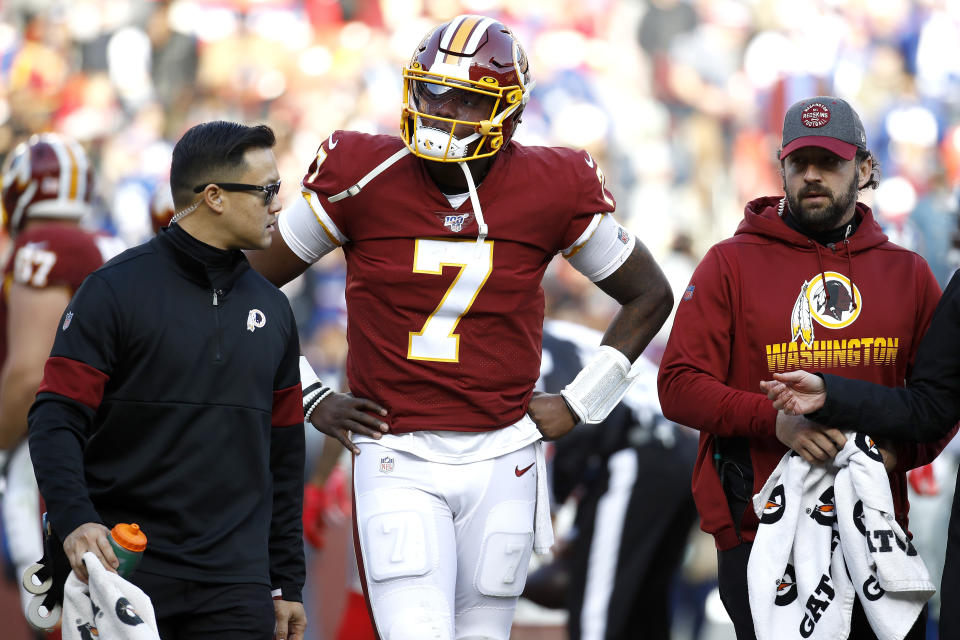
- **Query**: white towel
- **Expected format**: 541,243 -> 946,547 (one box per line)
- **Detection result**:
533,439 -> 555,554
748,452 -> 854,640
834,435 -> 934,640
748,434 -> 932,640
62,552 -> 160,640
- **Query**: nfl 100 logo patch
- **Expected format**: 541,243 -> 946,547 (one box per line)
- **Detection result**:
444,214 -> 470,232
379,456 -> 395,473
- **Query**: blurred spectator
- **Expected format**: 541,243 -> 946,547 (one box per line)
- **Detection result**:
146,0 -> 198,130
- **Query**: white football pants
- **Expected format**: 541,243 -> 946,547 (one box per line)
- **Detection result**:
353,441 -> 538,640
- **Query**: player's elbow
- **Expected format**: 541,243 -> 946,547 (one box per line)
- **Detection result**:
643,272 -> 674,331
656,278 -> 674,321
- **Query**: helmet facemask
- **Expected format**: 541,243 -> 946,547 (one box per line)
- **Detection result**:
401,16 -> 533,163
402,66 -> 524,162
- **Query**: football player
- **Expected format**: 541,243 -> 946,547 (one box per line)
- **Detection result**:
247,15 -> 673,640
0,134 -> 124,630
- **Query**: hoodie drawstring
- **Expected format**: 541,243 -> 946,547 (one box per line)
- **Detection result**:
843,225 -> 857,310
812,241 -> 830,304
809,223 -> 858,311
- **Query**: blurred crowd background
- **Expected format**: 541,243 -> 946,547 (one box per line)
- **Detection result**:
2,0 -> 960,638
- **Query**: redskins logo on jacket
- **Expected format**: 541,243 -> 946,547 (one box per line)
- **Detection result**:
791,271 -> 862,347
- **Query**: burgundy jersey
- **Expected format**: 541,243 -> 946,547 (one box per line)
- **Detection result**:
302,131 -> 616,433
0,223 -> 122,368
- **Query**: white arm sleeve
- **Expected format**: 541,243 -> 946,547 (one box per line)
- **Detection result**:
562,213 -> 636,282
277,193 -> 344,264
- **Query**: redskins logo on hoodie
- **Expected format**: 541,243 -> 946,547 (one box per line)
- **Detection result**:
790,271 -> 862,347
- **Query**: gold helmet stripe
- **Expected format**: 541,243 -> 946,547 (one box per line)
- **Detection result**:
67,138 -> 88,203
439,15 -> 470,50
463,17 -> 496,55
439,15 -> 494,65
44,135 -> 79,201
444,16 -> 482,63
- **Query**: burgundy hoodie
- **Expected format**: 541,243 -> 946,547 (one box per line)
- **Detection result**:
658,196 -> 952,550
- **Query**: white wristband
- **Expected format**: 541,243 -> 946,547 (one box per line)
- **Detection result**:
559,345 -> 635,425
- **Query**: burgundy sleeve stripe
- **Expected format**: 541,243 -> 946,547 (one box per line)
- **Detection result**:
37,356 -> 109,410
273,383 -> 304,426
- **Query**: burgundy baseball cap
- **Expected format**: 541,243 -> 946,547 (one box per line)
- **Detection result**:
780,96 -> 867,160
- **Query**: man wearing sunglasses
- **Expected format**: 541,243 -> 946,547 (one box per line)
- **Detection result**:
27,121 -> 308,640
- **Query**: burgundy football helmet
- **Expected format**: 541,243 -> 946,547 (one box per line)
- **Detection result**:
149,180 -> 175,233
402,15 -> 534,162
1,133 -> 93,235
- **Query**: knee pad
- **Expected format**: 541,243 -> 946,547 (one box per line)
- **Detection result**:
360,489 -> 438,583
475,500 -> 534,598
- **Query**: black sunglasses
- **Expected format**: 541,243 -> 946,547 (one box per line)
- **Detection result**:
193,181 -> 281,206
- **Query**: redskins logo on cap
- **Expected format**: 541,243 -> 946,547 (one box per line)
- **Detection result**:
801,103 -> 831,128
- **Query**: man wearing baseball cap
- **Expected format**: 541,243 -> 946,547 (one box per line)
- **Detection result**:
780,96 -> 868,160
659,96 -> 952,639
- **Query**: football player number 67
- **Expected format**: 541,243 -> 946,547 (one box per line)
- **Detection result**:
408,238 -> 493,362
13,245 -> 58,288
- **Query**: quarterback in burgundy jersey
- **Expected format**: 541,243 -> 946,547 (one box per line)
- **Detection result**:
0,134 -> 124,625
248,15 -> 673,640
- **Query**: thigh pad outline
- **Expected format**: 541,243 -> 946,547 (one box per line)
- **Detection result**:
474,500 -> 535,598
358,484 -> 442,583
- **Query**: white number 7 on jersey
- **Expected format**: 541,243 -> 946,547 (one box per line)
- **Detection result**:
408,238 -> 493,362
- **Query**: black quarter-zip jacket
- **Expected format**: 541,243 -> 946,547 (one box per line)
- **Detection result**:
28,225 -> 306,600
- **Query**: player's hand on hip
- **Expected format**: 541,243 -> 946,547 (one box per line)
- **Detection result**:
62,522 -> 118,583
527,392 -> 577,441
775,411 -> 846,464
759,370 -> 827,415
309,392 -> 389,455
273,599 -> 307,640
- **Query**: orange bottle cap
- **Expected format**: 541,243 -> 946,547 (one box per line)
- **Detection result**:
111,522 -> 147,552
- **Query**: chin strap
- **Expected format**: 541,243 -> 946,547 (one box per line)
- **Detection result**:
458,161 -> 488,252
